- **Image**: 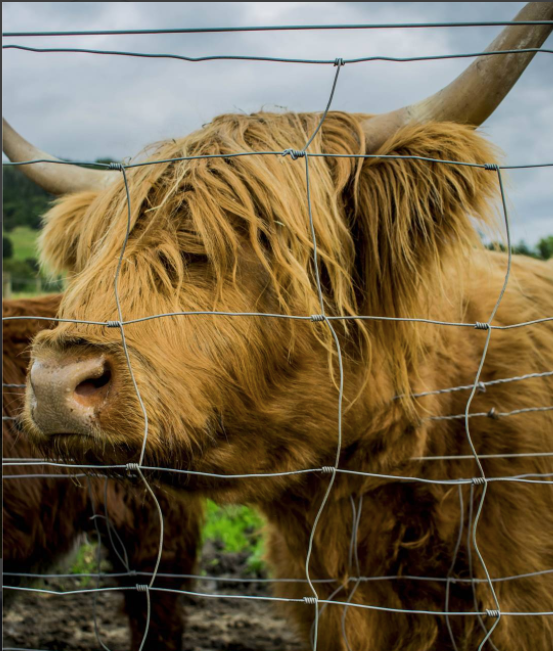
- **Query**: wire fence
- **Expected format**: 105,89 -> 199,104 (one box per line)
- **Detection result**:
3,15 -> 553,651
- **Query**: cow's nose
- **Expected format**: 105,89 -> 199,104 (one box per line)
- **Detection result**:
29,355 -> 113,436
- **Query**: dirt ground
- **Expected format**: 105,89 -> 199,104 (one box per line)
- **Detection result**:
2,546 -> 306,651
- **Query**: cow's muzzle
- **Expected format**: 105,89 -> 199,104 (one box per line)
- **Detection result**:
29,352 -> 114,437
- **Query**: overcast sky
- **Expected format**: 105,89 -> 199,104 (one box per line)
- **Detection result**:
3,2 -> 552,244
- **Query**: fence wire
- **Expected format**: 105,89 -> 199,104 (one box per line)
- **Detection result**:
3,17 -> 553,38
3,19 -> 553,651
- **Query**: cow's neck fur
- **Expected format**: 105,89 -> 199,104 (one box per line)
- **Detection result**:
258,251 -> 553,650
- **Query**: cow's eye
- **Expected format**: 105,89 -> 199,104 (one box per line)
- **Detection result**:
181,251 -> 208,268
176,228 -> 208,269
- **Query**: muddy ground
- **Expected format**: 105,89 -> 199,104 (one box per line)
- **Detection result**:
3,544 -> 306,651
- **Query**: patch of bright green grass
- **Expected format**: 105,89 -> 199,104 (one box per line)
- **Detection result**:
5,226 -> 39,261
203,500 -> 266,571
70,541 -> 99,587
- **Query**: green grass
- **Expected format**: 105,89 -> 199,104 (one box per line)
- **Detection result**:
5,226 -> 39,262
202,500 -> 266,572
70,541 -> 99,587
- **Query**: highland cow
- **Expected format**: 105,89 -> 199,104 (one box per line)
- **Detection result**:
3,3 -> 553,650
3,295 -> 203,651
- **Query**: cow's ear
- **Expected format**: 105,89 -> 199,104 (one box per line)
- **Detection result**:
38,191 -> 99,274
352,122 -> 499,317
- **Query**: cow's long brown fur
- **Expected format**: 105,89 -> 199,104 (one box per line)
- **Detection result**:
3,295 -> 204,651
24,112 -> 553,649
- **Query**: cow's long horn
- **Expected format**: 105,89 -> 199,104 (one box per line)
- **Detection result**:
363,2 -> 553,152
2,118 -> 112,195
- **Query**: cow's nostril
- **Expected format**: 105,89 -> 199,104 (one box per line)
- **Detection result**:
74,367 -> 112,406
29,354 -> 115,435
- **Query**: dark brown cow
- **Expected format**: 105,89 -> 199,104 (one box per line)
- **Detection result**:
3,3 -> 553,650
3,295 -> 204,651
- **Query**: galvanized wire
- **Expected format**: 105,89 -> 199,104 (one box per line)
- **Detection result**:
4,459 -> 553,485
3,43 -> 552,66
5,567 -> 553,584
3,309 -> 553,330
4,583 -> 552,617
87,478 -> 115,651
4,153 -> 553,172
3,18 -> 553,38
399,370 -> 553,401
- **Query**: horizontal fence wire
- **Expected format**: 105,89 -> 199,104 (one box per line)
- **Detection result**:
3,584 -> 552,617
5,566 -> 553,584
4,153 -> 553,171
3,18 -> 553,651
3,308 -> 553,329
4,44 -> 553,66
2,18 -> 553,38
3,460 -> 553,485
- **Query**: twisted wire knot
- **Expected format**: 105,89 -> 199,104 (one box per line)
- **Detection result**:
474,322 -> 490,330
136,584 -> 149,592
476,382 -> 487,393
303,596 -> 318,605
472,477 -> 487,486
487,407 -> 500,420
128,569 -> 138,577
106,320 -> 123,328
321,466 -> 336,474
108,162 -> 124,171
334,58 -> 345,67
283,149 -> 306,160
484,163 -> 499,171
311,314 -> 325,322
126,463 -> 140,476
486,609 -> 500,618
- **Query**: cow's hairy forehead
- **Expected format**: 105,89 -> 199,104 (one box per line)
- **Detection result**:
41,110 -> 365,291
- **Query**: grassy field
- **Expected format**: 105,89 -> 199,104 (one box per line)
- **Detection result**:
3,227 -> 65,295
202,500 -> 265,571
5,226 -> 40,262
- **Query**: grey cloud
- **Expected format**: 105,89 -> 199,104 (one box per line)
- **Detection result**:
2,1 -> 551,243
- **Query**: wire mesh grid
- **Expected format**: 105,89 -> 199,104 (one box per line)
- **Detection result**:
3,16 -> 553,651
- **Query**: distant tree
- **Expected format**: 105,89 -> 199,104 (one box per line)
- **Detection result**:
485,241 -> 506,253
484,239 -> 553,259
2,160 -> 118,232
536,236 -> 553,260
3,258 -> 36,278
2,166 -> 54,231
25,258 -> 40,274
511,240 -> 538,258
3,236 -> 13,259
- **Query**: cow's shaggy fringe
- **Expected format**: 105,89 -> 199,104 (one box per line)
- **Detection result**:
40,112 -> 497,403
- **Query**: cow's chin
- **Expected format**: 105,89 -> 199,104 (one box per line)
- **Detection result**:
21,413 -> 301,504
33,433 -> 139,469
21,412 -> 140,469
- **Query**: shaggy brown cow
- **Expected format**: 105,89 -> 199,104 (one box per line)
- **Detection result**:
4,3 -> 553,650
3,295 -> 203,651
